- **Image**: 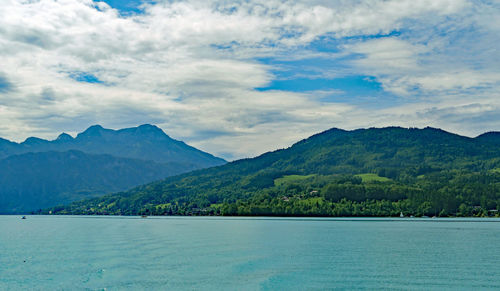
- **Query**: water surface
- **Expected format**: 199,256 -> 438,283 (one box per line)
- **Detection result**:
1,216 -> 499,290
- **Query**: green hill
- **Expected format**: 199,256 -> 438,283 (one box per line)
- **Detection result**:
49,127 -> 500,217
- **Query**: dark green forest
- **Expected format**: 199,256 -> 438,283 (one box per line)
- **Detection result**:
47,127 -> 500,217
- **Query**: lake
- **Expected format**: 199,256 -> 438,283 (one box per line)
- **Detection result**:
1,216 -> 499,290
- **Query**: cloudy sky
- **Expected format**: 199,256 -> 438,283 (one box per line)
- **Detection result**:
0,0 -> 499,160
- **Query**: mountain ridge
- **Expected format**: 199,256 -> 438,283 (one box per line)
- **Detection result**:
50,126 -> 500,217
0,124 -> 226,166
0,124 -> 226,214
476,131 -> 500,144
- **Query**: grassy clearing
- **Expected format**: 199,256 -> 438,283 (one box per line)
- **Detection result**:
299,197 -> 324,204
154,203 -> 172,210
355,173 -> 392,183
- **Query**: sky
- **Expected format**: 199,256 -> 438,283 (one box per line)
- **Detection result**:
0,0 -> 499,160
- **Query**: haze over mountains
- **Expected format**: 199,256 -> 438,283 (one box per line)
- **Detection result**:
0,124 -> 226,213
52,126 -> 500,217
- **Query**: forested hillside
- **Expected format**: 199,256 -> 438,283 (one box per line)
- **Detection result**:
49,127 -> 500,217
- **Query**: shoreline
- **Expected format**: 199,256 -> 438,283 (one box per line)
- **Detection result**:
4,214 -> 500,222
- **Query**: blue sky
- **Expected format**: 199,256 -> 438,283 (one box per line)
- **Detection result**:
0,0 -> 499,160
101,0 -> 153,14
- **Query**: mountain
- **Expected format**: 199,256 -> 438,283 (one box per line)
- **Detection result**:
0,124 -> 226,167
51,126 -> 500,217
0,124 -> 226,214
476,131 -> 500,144
0,137 -> 18,158
0,150 -> 198,214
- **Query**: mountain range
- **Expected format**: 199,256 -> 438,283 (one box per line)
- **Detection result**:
0,124 -> 225,166
50,126 -> 500,217
0,124 -> 226,213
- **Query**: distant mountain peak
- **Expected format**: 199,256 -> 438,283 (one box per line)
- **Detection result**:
77,124 -> 106,138
111,124 -> 173,141
56,133 -> 73,141
138,123 -> 159,130
23,137 -> 48,145
136,124 -> 167,135
86,124 -> 104,132
89,124 -> 103,129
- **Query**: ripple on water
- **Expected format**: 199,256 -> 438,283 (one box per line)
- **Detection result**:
1,216 -> 500,290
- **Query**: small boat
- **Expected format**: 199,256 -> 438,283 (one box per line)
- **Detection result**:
141,215 -> 147,218
21,216 -> 26,219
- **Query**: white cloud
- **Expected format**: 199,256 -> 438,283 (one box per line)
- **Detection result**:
0,0 -> 498,159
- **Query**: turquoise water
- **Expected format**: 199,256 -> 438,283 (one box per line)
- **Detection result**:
1,216 -> 500,290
